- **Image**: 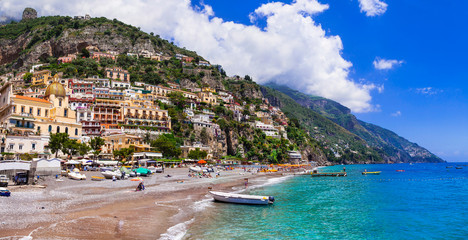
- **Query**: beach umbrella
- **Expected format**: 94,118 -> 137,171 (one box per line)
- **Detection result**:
198,160 -> 207,164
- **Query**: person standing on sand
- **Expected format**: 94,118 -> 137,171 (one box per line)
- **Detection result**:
244,178 -> 248,188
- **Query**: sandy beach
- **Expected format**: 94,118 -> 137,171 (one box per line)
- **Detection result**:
0,167 -> 285,239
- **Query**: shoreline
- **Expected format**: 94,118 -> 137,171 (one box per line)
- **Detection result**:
0,167 -> 287,239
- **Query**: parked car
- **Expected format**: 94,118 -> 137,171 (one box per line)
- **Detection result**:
14,172 -> 28,185
0,175 -> 8,187
0,187 -> 11,197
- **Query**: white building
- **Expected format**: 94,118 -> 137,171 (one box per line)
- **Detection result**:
255,121 -> 280,138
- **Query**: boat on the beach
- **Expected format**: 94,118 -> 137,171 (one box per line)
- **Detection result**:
68,170 -> 86,180
362,171 -> 381,175
0,187 -> 10,197
101,170 -> 122,179
91,176 -> 105,181
189,166 -> 202,172
210,191 -> 275,205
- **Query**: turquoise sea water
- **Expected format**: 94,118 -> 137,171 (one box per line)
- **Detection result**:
184,163 -> 468,239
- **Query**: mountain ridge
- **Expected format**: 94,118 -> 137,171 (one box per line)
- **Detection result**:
265,83 -> 444,163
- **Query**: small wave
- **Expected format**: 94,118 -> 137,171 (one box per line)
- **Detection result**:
249,175 -> 292,189
159,218 -> 194,240
191,197 -> 214,212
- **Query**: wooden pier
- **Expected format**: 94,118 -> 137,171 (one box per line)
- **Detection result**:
311,172 -> 347,177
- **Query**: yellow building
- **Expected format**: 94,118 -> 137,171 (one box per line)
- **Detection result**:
101,133 -> 151,155
31,70 -> 52,85
198,91 -> 218,105
0,81 -> 82,138
202,87 -> 216,93
121,100 -> 171,135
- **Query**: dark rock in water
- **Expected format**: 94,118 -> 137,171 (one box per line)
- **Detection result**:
22,8 -> 37,21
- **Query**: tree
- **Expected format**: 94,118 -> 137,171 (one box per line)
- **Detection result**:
62,139 -> 80,159
200,127 -> 210,145
167,92 -> 187,109
89,137 -> 105,160
81,48 -> 90,58
78,142 -> 91,156
114,147 -> 135,163
48,133 -> 69,158
23,72 -> 33,83
151,134 -> 181,158
188,148 -> 207,160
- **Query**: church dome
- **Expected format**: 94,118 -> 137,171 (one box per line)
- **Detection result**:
45,82 -> 66,98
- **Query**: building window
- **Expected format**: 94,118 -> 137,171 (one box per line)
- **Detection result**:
12,105 -> 16,113
59,99 -> 62,107
32,143 -> 36,150
29,107 -> 33,114
9,144 -> 14,150
57,126 -> 60,133
45,110 -> 49,117
65,127 -> 68,134
37,108 -> 41,116
75,128 -> 78,136
21,106 -> 25,113
48,125 -> 52,132
64,109 -> 68,117
19,145 -> 23,150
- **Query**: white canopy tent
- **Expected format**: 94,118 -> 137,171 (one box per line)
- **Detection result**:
31,158 -> 61,176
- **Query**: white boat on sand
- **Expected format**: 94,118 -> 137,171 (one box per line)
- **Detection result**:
189,166 -> 202,172
101,170 -> 122,179
210,191 -> 275,205
68,171 -> 86,180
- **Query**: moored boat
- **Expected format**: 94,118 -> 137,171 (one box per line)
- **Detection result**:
396,170 -> 405,172
455,166 -> 463,169
362,171 -> 381,175
210,191 -> 275,205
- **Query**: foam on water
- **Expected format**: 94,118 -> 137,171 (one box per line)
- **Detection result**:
159,218 -> 194,240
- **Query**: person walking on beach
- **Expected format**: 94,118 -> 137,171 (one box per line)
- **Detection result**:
244,178 -> 248,188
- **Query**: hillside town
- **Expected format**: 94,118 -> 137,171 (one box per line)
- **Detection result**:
0,49 -> 297,164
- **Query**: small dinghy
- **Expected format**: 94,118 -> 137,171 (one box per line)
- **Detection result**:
210,191 -> 275,205
362,171 -> 381,175
91,176 -> 105,181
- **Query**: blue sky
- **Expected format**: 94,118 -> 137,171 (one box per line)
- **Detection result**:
194,0 -> 468,162
1,0 -> 467,162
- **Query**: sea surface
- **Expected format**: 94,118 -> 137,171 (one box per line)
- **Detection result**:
183,163 -> 468,240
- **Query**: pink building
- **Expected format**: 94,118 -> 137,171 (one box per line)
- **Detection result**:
58,54 -> 77,64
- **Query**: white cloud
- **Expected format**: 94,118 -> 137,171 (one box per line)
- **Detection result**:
415,87 -> 442,95
373,58 -> 404,70
391,111 -> 401,117
0,0 -> 380,112
358,0 -> 388,17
